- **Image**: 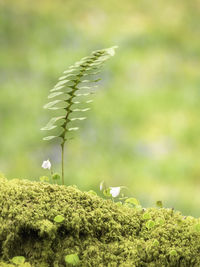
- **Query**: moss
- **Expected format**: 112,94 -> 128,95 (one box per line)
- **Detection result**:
0,178 -> 200,266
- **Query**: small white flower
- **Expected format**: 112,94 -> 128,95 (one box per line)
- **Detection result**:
109,187 -> 121,198
42,159 -> 51,170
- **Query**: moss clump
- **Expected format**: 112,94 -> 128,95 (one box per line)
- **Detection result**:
0,178 -> 200,266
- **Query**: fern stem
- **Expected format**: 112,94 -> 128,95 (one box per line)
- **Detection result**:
61,143 -> 65,185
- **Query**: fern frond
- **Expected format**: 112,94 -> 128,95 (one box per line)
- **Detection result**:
41,46 -> 117,184
42,46 -> 117,145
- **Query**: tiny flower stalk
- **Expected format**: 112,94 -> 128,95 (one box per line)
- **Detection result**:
41,160 -> 61,184
41,47 -> 117,185
41,159 -> 53,182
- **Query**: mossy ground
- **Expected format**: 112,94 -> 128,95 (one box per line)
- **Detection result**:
0,178 -> 200,267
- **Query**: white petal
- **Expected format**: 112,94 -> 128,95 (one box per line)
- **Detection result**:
110,187 -> 121,198
42,160 -> 51,170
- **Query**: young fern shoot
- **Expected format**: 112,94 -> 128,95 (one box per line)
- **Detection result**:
41,46 -> 117,185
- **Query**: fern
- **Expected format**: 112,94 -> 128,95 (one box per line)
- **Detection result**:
41,46 -> 117,184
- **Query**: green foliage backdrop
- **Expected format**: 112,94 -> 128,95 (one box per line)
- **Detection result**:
0,0 -> 200,216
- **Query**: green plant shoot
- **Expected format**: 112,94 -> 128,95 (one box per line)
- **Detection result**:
41,46 -> 117,185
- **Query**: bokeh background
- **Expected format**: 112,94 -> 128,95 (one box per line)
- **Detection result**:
1,0 -> 200,216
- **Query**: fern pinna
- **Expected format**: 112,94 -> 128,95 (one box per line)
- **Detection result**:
41,46 -> 117,184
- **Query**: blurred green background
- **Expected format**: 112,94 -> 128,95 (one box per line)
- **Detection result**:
1,0 -> 200,216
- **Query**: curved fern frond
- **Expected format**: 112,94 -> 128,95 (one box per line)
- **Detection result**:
41,46 -> 117,184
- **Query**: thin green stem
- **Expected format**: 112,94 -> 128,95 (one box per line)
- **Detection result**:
61,144 -> 65,185
50,170 -> 53,184
60,79 -> 82,186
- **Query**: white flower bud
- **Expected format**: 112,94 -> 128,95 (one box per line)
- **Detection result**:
42,159 -> 51,170
109,187 -> 121,198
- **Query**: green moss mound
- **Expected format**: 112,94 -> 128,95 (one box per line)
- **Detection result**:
0,178 -> 200,267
